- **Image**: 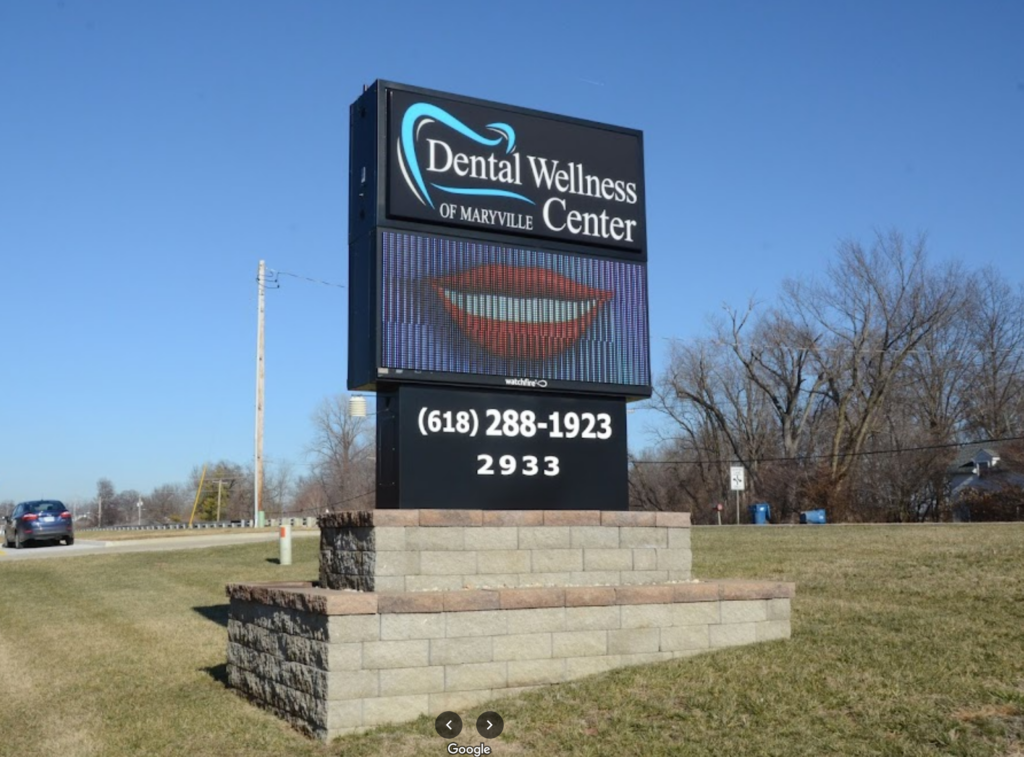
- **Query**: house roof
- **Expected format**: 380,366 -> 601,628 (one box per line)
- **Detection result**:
949,444 -> 1001,472
951,469 -> 1024,496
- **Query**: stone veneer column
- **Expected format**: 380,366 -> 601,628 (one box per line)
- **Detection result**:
317,509 -> 692,593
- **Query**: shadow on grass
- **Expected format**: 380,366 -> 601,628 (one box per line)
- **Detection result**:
204,663 -> 229,687
265,557 -> 280,565
194,604 -> 230,627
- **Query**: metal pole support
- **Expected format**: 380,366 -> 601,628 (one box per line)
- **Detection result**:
279,524 -> 292,566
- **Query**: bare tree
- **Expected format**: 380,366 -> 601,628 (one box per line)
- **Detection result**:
892,277 -> 976,519
716,303 -> 826,519
792,231 -> 964,516
852,393 -> 956,522
963,268 -> 1024,439
649,329 -> 787,522
292,474 -> 330,515
628,439 -> 713,517
645,230 -> 972,521
94,478 -> 118,525
306,394 -> 374,510
263,459 -> 296,518
658,337 -> 774,483
146,483 -> 189,523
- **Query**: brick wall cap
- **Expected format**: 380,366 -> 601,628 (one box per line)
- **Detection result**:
616,585 -> 676,605
317,509 -> 691,529
441,590 -> 501,612
542,511 -> 602,526
419,510 -> 484,527
655,512 -> 691,528
672,581 -> 721,603
377,592 -> 444,614
226,579 -> 793,615
499,587 -> 566,609
371,510 -> 419,527
599,511 -> 657,527
564,586 -> 617,607
481,510 -> 545,526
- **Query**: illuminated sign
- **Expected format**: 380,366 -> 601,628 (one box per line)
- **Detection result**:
351,82 -> 646,255
349,229 -> 651,398
348,81 -> 651,508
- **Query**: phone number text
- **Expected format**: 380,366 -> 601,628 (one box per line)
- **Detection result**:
416,408 -> 614,440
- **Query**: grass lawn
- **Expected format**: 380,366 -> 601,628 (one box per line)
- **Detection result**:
0,525 -> 1021,756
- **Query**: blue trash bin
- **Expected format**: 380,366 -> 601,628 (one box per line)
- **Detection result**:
800,509 -> 827,525
748,503 -> 771,525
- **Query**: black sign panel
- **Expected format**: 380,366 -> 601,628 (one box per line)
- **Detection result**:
351,81 -> 648,510
382,386 -> 627,510
386,87 -> 646,253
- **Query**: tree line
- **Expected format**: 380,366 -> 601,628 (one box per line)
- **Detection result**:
9,395 -> 376,527
630,230 -> 1024,523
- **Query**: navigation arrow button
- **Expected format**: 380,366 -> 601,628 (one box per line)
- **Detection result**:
476,711 -> 504,738
435,711 -> 462,738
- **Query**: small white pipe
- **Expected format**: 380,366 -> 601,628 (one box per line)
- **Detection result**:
279,524 -> 292,566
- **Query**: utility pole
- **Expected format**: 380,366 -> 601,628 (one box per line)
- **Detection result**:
216,480 -> 224,522
98,496 -> 102,528
254,260 -> 266,527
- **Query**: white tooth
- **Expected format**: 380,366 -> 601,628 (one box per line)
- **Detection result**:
442,289 -> 596,324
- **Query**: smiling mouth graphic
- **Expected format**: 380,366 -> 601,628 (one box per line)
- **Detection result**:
432,264 -> 614,361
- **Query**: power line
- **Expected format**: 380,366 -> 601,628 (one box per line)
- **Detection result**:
269,490 -> 374,518
325,489 -> 376,509
690,337 -> 1024,357
266,268 -> 345,290
630,434 -> 1024,467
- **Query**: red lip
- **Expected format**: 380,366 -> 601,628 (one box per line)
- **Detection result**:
432,264 -> 613,361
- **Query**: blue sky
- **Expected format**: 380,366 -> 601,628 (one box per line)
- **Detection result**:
2,1 -> 1022,504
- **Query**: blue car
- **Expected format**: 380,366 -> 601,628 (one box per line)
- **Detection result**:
3,500 -> 75,548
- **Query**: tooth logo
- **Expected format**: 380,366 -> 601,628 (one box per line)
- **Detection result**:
397,103 -> 535,209
433,264 -> 613,361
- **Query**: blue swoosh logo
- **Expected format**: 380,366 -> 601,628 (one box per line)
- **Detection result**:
399,103 -> 534,209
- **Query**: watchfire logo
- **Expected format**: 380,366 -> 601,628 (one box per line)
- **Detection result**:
504,378 -> 549,388
396,102 -> 640,244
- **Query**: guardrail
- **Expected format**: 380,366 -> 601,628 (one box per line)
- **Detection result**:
267,517 -> 318,528
77,517 -> 319,533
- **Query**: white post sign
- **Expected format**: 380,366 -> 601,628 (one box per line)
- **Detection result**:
729,465 -> 745,492
730,464 -> 745,524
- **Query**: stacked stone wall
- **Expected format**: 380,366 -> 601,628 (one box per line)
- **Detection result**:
227,510 -> 794,740
317,510 -> 692,592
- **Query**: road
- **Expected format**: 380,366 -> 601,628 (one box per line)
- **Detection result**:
0,531 -> 319,562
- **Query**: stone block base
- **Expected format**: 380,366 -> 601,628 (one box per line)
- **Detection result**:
317,509 -> 693,592
226,579 -> 794,741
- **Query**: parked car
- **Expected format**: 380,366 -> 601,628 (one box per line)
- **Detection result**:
3,500 -> 74,548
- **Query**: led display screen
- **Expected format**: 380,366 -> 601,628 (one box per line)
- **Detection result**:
378,230 -> 651,396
